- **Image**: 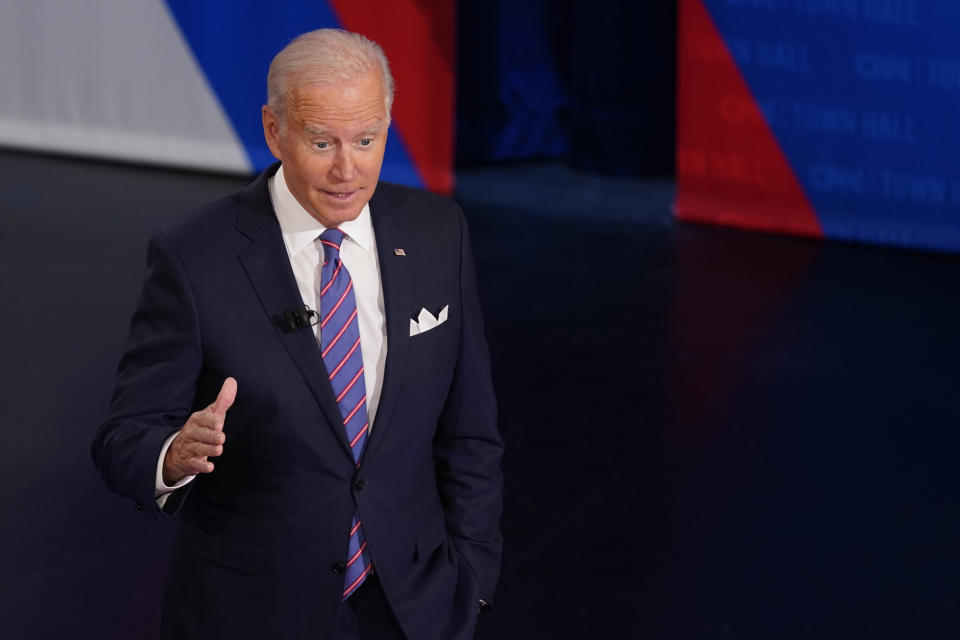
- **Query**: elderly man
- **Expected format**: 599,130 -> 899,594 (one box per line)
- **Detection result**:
92,29 -> 503,640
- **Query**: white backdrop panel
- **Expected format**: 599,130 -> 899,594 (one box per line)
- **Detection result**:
0,0 -> 249,172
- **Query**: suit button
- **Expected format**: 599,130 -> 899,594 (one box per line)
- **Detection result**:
354,477 -> 367,492
330,562 -> 346,575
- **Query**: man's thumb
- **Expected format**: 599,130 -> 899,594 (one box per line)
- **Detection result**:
211,377 -> 237,416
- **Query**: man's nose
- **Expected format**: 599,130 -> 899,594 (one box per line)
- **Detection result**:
331,148 -> 357,182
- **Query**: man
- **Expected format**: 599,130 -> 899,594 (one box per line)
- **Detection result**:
91,29 -> 503,640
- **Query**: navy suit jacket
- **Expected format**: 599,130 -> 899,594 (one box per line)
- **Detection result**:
92,164 -> 503,639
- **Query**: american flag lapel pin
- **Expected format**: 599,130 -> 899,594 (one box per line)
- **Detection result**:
394,248 -> 406,256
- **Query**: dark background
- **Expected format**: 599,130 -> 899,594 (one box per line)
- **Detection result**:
456,1 -> 675,175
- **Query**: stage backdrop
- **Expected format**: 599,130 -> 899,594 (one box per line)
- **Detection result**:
677,0 -> 960,253
0,0 -> 454,193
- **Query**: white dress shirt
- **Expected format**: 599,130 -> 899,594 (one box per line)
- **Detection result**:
155,164 -> 388,501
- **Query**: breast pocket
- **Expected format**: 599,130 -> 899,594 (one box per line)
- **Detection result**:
408,305 -> 455,356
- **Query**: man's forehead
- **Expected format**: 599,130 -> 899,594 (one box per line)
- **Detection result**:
286,82 -> 385,122
287,98 -> 386,131
287,71 -> 385,103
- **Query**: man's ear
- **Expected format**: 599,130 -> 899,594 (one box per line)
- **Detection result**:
262,105 -> 283,161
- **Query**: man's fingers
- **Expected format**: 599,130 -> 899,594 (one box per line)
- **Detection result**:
173,434 -> 223,460
181,423 -> 225,445
187,442 -> 223,459
211,377 -> 237,418
185,458 -> 214,474
170,445 -> 216,475
167,379 -> 234,482
164,429 -> 219,484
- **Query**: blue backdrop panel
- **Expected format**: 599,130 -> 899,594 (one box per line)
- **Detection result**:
163,0 -> 422,188
700,0 -> 960,253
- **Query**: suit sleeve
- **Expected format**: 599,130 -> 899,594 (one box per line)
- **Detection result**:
433,208 -> 505,606
91,230 -> 202,518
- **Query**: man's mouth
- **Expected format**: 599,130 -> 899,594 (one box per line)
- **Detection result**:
324,190 -> 356,200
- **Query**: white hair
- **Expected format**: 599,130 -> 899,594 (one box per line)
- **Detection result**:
266,28 -> 394,125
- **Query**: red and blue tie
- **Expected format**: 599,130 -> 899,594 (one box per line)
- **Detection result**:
319,228 -> 372,599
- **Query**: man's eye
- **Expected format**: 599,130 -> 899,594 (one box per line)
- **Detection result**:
359,138 -> 373,147
315,141 -> 329,150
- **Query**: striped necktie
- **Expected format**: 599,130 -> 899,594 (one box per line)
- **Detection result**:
318,228 -> 372,599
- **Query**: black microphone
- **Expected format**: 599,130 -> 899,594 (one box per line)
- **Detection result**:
273,305 -> 318,333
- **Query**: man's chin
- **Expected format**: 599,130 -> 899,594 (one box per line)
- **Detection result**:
308,200 -> 366,227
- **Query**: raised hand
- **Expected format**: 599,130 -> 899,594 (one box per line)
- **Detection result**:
162,377 -> 237,486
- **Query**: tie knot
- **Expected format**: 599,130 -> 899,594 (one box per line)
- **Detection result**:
320,228 -> 345,263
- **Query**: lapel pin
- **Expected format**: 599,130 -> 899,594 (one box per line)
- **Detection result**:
394,248 -> 406,256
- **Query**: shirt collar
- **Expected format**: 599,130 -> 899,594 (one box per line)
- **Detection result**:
269,164 -> 373,257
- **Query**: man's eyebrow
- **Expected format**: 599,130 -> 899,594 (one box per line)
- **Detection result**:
355,122 -> 387,137
303,121 -> 385,137
355,130 -> 380,139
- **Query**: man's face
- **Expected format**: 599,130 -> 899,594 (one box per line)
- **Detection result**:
262,69 -> 388,227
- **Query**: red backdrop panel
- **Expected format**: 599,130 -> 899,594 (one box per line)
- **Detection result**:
676,0 -> 822,237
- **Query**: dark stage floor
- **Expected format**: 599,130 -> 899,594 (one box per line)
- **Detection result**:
2,150 -> 959,639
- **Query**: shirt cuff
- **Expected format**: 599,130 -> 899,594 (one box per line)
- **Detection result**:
155,431 -> 195,507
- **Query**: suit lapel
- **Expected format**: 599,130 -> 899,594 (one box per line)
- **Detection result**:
233,166 -> 353,457
364,186 -> 414,462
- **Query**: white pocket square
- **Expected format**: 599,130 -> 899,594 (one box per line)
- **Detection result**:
409,305 -> 449,336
